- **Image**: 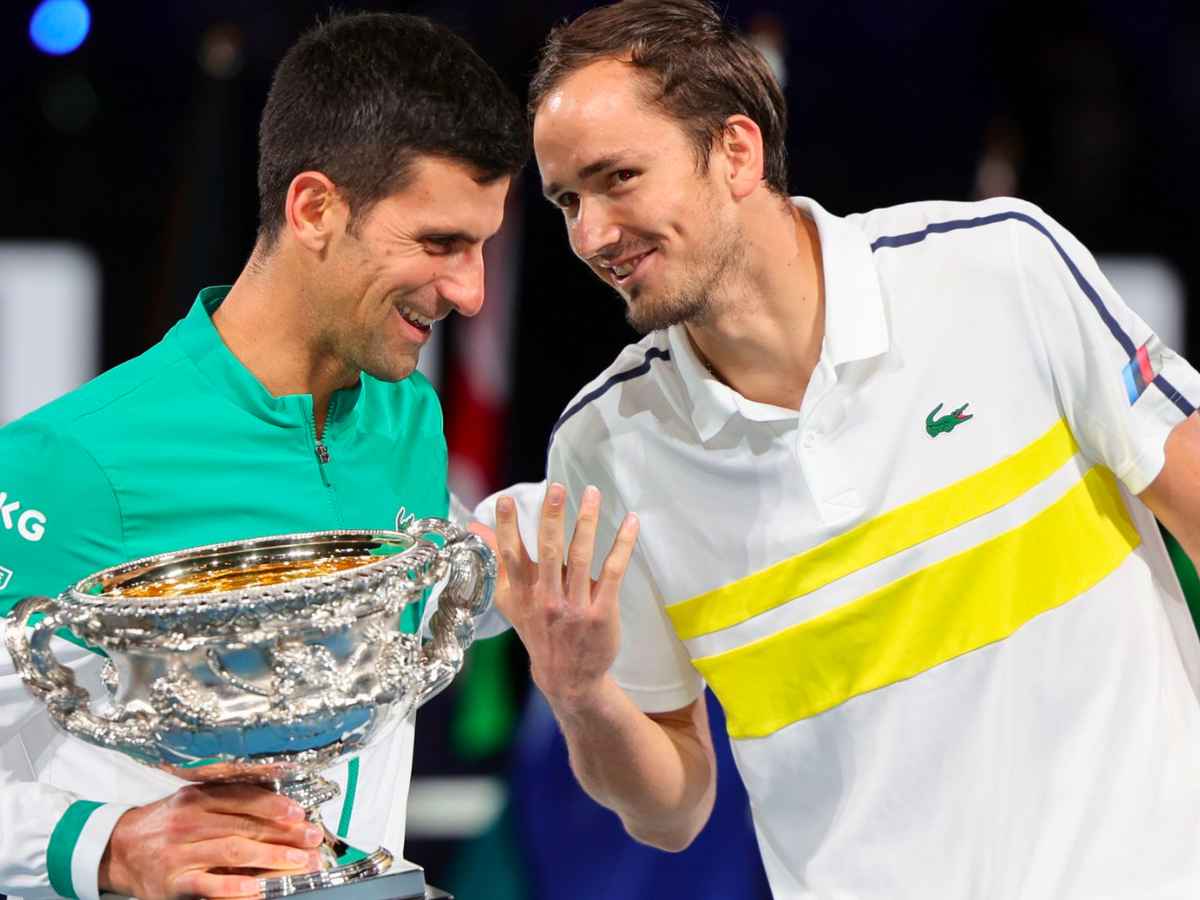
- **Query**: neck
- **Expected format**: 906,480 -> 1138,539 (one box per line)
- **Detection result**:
212,243 -> 358,433
685,197 -> 824,411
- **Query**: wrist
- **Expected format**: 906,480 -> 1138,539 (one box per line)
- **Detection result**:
540,674 -> 618,722
97,809 -> 137,897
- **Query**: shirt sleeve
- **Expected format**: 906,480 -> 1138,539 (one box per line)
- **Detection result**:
1012,203 -> 1200,493
548,437 -> 704,715
0,422 -> 125,615
0,421 -> 130,899
1,628 -> 133,900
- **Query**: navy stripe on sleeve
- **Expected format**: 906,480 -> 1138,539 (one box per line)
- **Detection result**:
546,347 -> 671,462
870,211 -> 1195,417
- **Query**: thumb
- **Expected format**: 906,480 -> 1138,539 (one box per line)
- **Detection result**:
470,520 -> 519,619
467,520 -> 498,553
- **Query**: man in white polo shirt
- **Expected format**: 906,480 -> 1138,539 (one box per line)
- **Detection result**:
490,0 -> 1200,897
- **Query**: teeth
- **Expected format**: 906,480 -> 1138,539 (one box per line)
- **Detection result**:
398,306 -> 434,327
611,252 -> 648,279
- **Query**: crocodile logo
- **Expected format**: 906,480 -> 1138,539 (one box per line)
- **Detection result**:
925,402 -> 973,438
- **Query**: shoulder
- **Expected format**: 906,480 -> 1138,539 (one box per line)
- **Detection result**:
850,196 -> 1060,259
547,331 -> 678,461
18,329 -> 191,439
0,405 -> 120,507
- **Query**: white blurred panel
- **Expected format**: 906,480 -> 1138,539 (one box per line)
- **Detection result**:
406,775 -> 505,839
1098,255 -> 1186,353
0,243 -> 100,425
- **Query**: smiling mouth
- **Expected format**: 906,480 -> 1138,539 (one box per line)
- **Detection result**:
606,250 -> 654,286
395,304 -> 435,334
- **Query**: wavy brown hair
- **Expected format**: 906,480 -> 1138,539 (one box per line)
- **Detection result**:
529,0 -> 788,195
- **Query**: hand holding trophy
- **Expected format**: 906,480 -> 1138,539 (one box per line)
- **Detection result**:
5,518 -> 494,900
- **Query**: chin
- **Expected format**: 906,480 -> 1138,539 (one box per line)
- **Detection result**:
362,356 -> 419,383
625,291 -> 708,335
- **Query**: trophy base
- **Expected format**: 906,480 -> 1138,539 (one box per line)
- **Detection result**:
259,858 -> 444,900
96,864 -> 449,900
259,847 -> 392,898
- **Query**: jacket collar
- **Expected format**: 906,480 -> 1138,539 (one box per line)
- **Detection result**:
171,286 -> 363,434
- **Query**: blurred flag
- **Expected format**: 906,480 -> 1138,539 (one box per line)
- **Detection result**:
445,183 -> 525,762
445,180 -> 522,509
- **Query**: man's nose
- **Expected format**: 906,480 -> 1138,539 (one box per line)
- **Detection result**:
570,196 -> 620,260
440,244 -> 486,317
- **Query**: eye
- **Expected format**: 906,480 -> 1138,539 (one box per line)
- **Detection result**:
610,169 -> 638,187
423,236 -> 458,255
556,192 -> 580,211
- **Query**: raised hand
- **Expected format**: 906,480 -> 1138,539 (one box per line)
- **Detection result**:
494,482 -> 639,709
99,783 -> 325,899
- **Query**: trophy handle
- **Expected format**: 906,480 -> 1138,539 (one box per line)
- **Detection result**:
403,518 -> 496,705
5,596 -> 160,760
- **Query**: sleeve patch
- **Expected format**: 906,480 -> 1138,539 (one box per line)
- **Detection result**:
1122,337 -> 1164,405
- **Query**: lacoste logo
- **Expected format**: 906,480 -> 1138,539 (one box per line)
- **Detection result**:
0,492 -> 47,542
925,402 -> 973,438
0,566 -> 11,591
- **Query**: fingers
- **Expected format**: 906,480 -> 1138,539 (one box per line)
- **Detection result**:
565,486 -> 601,602
183,835 -> 321,876
176,811 -> 324,849
536,483 -> 567,587
596,513 -> 640,613
466,520 -> 497,552
173,870 -> 262,899
495,497 -> 533,572
174,784 -> 304,822
494,494 -> 537,614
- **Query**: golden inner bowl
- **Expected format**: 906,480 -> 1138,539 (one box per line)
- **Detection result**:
115,555 -> 381,598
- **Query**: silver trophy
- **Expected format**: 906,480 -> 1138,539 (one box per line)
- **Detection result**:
5,518 -> 494,900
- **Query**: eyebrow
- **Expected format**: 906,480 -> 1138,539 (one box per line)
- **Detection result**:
417,229 -> 480,244
542,152 -> 634,202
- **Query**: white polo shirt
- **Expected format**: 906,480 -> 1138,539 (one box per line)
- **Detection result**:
547,196 -> 1200,899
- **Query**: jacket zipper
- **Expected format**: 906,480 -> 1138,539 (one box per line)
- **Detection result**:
312,398 -> 332,488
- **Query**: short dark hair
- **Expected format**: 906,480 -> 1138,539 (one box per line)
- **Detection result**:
530,0 -> 788,196
257,12 -> 529,247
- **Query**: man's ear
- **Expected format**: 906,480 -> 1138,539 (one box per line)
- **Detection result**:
283,171 -> 347,253
717,114 -> 766,201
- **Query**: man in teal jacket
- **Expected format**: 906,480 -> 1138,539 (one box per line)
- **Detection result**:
0,12 -> 527,900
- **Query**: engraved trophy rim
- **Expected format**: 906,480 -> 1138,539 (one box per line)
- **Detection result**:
64,528 -> 428,616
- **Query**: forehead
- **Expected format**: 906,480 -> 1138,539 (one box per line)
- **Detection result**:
533,59 -> 686,171
372,156 -> 509,234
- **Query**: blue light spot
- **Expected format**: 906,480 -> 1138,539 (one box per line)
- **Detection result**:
30,0 -> 91,56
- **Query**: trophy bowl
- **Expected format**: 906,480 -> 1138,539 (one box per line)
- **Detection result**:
5,517 -> 494,898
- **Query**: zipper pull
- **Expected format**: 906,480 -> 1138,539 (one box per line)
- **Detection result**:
315,441 -> 330,464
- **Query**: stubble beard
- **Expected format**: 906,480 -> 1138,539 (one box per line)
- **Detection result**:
623,217 -> 746,335
358,336 -> 419,383
330,312 -> 420,385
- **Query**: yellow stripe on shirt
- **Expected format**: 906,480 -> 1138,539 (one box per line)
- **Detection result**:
667,419 -> 1079,641
694,466 -> 1140,740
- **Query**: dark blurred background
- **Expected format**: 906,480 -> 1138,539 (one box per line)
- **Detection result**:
3,1 -> 1199,897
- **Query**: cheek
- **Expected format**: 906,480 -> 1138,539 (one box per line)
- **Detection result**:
376,263 -> 430,298
633,182 -> 697,242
